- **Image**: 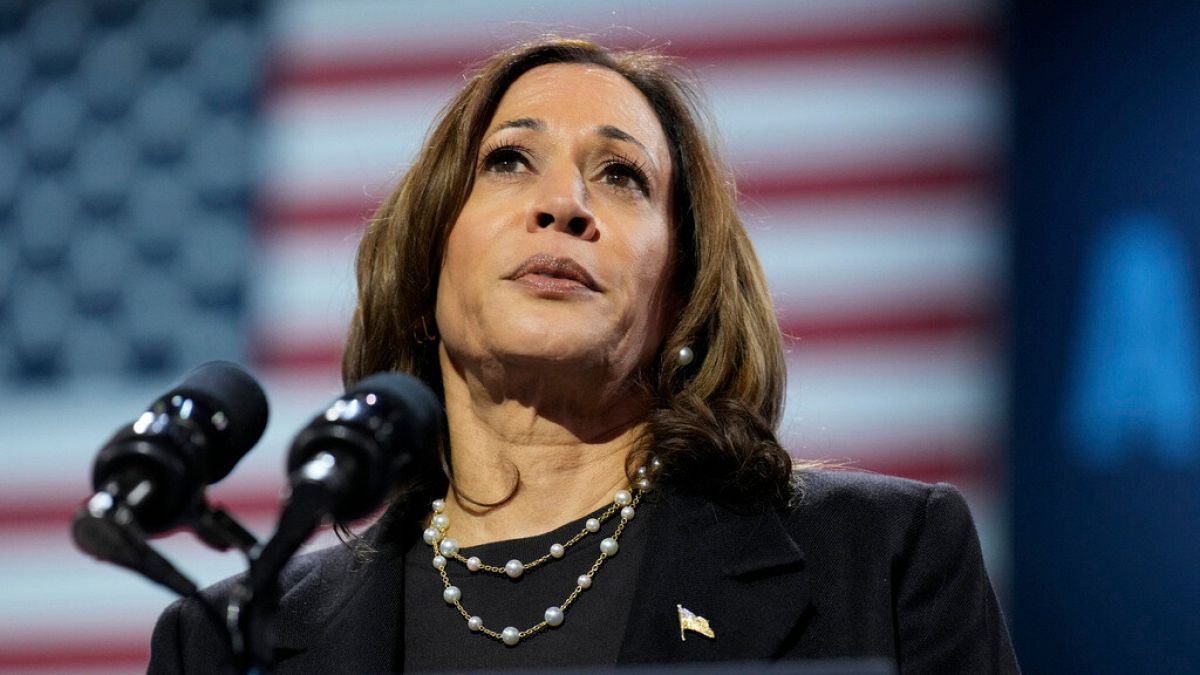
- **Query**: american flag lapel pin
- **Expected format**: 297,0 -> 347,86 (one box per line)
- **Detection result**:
677,604 -> 716,641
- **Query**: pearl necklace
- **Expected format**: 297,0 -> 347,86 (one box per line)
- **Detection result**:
425,466 -> 654,647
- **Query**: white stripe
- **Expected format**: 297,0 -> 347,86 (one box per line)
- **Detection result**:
249,230 -> 360,354
250,192 -> 1001,350
0,525 -> 344,645
706,54 -> 1003,173
260,53 -> 1001,204
269,0 -> 995,63
750,191 -> 1005,320
781,335 -> 1003,459
0,371 -> 342,498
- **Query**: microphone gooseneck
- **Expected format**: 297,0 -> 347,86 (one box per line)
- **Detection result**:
232,372 -> 442,671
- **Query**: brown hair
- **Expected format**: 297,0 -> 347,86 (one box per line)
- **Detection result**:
344,37 -> 792,516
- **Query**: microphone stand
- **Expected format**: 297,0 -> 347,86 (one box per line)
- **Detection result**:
194,504 -> 260,554
72,495 -> 200,597
227,460 -> 357,673
72,494 -> 264,670
226,372 -> 439,671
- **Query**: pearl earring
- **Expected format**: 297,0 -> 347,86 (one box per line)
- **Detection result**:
677,346 -> 694,366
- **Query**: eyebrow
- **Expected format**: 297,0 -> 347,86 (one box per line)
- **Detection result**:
493,117 -> 544,133
491,119 -> 648,151
486,118 -> 657,170
595,124 -> 648,154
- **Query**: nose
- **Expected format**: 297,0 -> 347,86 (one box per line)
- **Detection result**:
526,168 -> 598,240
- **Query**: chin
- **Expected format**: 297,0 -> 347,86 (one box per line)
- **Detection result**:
496,335 -> 607,367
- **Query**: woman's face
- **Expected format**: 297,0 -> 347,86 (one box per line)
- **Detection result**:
435,63 -> 674,385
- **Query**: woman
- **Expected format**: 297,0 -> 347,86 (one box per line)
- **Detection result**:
151,37 -> 1019,673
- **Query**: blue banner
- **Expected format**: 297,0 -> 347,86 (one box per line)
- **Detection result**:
1010,3 -> 1200,672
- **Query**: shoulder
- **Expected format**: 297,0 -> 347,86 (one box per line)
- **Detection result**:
780,470 -> 1017,672
788,468 -> 972,525
148,542 -> 370,673
791,467 -> 961,506
782,469 -> 979,563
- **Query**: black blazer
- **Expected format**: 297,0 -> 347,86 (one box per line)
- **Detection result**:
149,471 -> 1019,673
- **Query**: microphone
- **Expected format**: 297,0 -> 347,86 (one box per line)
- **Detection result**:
262,372 -> 441,552
286,371 -> 442,521
72,361 -> 268,593
229,373 -> 440,667
248,372 -> 440,581
85,360 -> 269,534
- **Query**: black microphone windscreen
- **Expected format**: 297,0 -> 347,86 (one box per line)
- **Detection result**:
349,371 -> 440,427
172,361 -> 269,483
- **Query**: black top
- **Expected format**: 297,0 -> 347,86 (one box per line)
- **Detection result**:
148,470 -> 1021,673
403,501 -> 648,672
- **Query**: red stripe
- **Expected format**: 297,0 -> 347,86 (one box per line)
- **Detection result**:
250,339 -> 344,372
255,195 -> 374,234
781,306 -> 999,344
5,490 -> 284,534
2,444 -> 993,533
269,20 -> 992,91
257,161 -> 996,235
742,162 -> 996,202
0,641 -> 149,670
669,22 -> 993,63
249,305 -> 996,373
810,452 -> 999,487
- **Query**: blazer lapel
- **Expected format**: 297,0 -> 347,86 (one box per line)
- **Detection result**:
268,534 -> 408,672
618,491 -> 810,664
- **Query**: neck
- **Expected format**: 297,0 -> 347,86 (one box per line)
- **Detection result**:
436,346 -> 648,547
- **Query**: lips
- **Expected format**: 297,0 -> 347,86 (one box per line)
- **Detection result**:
507,254 -> 601,292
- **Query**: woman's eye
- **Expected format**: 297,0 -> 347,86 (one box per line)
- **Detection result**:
482,147 -> 526,174
602,162 -> 649,195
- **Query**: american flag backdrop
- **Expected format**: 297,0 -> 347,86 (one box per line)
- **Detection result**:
0,0 -> 1007,671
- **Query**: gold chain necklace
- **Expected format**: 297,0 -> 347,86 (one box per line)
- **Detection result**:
425,463 -> 655,647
